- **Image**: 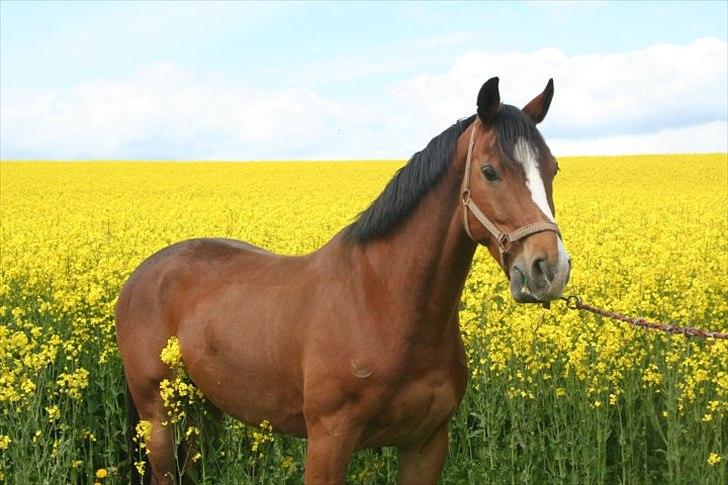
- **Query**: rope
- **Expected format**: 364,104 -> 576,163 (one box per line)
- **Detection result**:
560,296 -> 728,340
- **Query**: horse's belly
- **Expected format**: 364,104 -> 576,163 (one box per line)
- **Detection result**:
186,354 -> 307,437
191,361 -> 307,437
178,313 -> 307,437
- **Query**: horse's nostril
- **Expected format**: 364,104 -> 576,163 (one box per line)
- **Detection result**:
533,258 -> 553,283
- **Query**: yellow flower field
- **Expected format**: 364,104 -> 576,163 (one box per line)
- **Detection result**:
0,154 -> 726,483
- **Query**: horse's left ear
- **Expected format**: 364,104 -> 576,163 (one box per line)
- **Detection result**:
522,79 -> 554,124
477,77 -> 500,125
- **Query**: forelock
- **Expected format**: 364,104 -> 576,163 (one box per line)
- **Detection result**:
495,104 -> 547,170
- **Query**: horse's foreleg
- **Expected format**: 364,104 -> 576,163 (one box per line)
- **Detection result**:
396,426 -> 449,485
304,417 -> 362,484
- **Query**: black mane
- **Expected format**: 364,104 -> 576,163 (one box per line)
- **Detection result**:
344,106 -> 545,244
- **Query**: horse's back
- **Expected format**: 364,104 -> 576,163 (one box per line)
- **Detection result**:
114,237 -> 285,347
128,237 -> 270,278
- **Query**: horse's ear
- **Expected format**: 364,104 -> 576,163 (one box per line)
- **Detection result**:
522,79 -> 554,124
477,77 -> 500,125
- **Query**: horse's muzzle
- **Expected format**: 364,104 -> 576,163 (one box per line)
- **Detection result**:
509,255 -> 570,303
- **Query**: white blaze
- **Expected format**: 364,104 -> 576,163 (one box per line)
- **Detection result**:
514,137 -> 570,268
514,138 -> 554,221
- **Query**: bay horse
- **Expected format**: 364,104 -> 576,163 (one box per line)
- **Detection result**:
116,77 -> 571,484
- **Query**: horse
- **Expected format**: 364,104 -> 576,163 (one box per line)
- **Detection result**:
116,76 -> 571,484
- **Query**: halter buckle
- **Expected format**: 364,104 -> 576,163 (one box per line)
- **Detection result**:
462,188 -> 471,204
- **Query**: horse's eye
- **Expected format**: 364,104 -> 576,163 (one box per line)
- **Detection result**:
481,165 -> 499,182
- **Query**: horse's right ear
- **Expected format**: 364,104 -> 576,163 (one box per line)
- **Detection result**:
522,78 -> 554,124
477,77 -> 500,125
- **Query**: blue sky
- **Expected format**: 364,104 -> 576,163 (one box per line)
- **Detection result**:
1,1 -> 726,159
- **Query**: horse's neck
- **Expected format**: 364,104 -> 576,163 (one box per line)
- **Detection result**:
355,150 -> 477,339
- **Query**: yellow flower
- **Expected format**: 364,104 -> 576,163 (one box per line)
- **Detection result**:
56,367 -> 89,399
251,419 -> 274,453
46,404 -> 61,423
185,426 -> 200,439
20,378 -> 36,395
707,452 -> 721,466
95,468 -> 108,479
135,420 -> 153,445
1,154 -> 727,480
281,455 -> 296,472
641,364 -> 662,387
51,439 -> 60,458
160,337 -> 182,368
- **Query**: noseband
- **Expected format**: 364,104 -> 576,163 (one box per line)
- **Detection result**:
461,118 -> 561,270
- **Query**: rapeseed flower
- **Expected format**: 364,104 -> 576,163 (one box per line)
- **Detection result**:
0,156 -> 725,481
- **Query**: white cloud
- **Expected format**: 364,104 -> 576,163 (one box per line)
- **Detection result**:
551,121 -> 728,155
1,38 -> 726,159
1,63 -> 355,159
394,38 -> 727,142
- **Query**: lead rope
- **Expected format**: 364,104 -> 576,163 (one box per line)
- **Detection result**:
561,295 -> 728,340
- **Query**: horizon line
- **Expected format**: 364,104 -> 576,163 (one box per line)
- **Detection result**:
1,152 -> 727,163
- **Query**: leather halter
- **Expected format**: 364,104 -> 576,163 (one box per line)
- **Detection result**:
461,118 -> 561,270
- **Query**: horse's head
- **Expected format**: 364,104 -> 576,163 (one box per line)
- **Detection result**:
462,77 -> 570,303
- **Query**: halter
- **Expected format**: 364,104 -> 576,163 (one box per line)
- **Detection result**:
461,118 -> 561,271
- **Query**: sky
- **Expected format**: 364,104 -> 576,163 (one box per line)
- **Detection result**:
1,1 -> 726,160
